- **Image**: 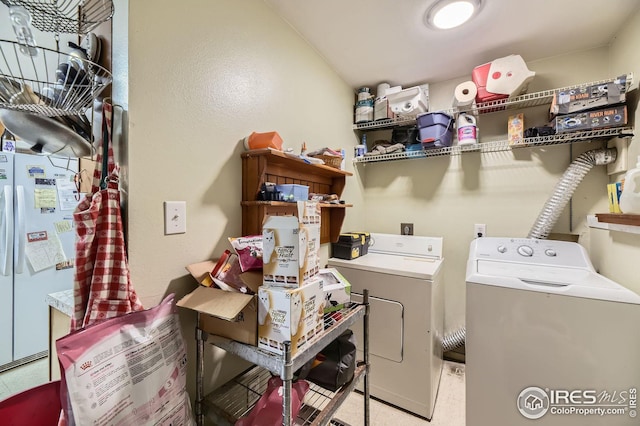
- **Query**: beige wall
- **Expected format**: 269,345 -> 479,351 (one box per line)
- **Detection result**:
588,8 -> 640,294
125,0 -> 360,394
361,46 -> 616,331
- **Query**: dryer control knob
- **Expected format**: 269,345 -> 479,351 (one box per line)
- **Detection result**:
497,245 -> 507,253
545,249 -> 557,257
517,245 -> 534,257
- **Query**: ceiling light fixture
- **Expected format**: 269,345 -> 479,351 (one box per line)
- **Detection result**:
425,0 -> 482,30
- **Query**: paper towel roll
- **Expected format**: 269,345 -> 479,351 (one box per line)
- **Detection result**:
376,82 -> 391,98
453,81 -> 477,107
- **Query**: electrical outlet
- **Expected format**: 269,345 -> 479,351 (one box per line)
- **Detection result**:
474,223 -> 486,238
401,223 -> 414,235
607,137 -> 629,175
164,201 -> 186,235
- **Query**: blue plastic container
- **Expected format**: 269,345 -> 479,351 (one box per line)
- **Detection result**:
275,184 -> 309,202
416,112 -> 454,148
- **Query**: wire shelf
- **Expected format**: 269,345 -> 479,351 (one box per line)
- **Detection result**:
203,364 -> 366,426
352,73 -> 634,131
206,303 -> 365,377
352,127 -> 634,164
0,39 -> 112,116
1,0 -> 114,34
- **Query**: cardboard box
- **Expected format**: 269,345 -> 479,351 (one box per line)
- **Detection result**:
555,105 -> 627,133
262,201 -> 321,287
551,75 -> 627,117
177,260 -> 262,345
257,277 -> 324,356
318,268 -> 351,313
508,113 -> 524,145
608,182 -> 623,213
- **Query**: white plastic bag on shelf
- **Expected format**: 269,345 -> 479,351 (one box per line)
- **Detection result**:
56,294 -> 195,426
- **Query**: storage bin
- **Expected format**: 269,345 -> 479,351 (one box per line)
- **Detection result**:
405,143 -> 424,152
331,232 -> 369,260
416,112 -> 454,148
275,184 -> 309,202
344,231 -> 371,255
472,61 -> 510,104
0,380 -> 62,426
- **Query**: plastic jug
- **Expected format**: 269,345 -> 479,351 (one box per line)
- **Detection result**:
619,155 -> 640,214
457,113 -> 477,145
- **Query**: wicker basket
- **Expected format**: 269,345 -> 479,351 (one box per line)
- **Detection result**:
312,154 -> 342,169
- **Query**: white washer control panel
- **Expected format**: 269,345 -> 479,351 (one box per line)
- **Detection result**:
473,237 -> 591,268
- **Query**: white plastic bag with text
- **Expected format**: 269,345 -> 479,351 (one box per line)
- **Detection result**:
57,294 -> 195,426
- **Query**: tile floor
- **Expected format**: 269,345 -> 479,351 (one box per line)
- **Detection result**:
334,360 -> 465,426
0,358 -> 49,401
1,358 -> 466,426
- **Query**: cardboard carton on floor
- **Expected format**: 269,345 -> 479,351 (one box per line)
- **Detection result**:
257,276 -> 324,356
177,260 -> 262,345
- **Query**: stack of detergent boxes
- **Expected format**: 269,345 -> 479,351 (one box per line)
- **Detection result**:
258,201 -> 325,356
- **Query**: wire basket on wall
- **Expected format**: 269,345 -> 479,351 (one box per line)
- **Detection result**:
0,0 -> 114,34
0,39 -> 112,116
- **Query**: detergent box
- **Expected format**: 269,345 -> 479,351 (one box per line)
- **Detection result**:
257,276 -> 324,356
508,113 -> 525,145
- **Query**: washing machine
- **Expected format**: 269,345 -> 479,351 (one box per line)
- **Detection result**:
328,233 -> 444,419
466,237 -> 640,426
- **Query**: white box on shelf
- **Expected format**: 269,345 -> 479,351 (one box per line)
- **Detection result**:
257,276 -> 324,356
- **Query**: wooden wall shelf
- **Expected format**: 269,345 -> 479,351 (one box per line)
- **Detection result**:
241,149 -> 352,243
595,213 -> 640,227
588,214 -> 640,235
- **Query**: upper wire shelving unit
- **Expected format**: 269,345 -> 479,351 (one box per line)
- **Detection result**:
353,127 -> 634,164
352,73 -> 634,132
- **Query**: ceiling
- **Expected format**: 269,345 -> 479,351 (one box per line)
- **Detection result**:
265,0 -> 640,89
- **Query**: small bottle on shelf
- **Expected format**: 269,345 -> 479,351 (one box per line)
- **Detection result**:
619,155 -> 640,214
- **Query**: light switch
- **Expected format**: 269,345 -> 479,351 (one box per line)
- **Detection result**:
164,201 -> 186,235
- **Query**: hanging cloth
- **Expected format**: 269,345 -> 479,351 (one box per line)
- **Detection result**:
71,101 -> 143,331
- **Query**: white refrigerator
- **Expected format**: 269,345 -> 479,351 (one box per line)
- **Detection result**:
0,151 -> 81,368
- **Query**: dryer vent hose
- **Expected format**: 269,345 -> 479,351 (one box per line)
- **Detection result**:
527,148 -> 617,240
442,327 -> 466,352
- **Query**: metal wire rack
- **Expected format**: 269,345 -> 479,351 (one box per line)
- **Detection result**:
352,73 -> 634,131
1,0 -> 114,34
203,364 -> 366,426
353,127 -> 634,164
0,39 -> 112,116
196,297 -> 370,426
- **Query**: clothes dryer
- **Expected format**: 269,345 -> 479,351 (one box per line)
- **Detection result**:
328,233 -> 444,419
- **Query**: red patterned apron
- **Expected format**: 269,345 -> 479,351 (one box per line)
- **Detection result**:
71,101 -> 143,330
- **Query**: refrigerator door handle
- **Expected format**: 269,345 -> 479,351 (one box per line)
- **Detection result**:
15,185 -> 25,274
2,185 -> 13,276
